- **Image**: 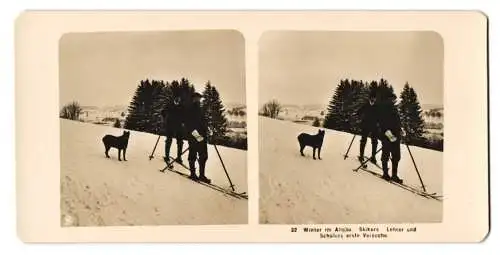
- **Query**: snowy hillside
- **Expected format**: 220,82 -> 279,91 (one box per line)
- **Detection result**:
259,116 -> 443,224
60,119 -> 247,226
79,105 -> 128,126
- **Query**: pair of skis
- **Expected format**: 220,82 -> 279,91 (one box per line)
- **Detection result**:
160,161 -> 248,200
157,145 -> 248,200
352,155 -> 442,201
345,135 -> 442,201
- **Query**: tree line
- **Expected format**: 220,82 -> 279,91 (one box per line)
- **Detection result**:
261,78 -> 442,151
323,78 -> 425,144
123,78 -> 246,150
59,78 -> 247,150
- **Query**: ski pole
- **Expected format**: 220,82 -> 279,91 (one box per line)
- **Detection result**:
166,146 -> 190,168
344,134 -> 357,159
212,143 -> 235,192
354,148 -> 382,171
400,127 -> 426,192
149,135 -> 161,160
405,144 -> 426,192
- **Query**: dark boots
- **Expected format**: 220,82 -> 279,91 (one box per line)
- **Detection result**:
391,161 -> 403,184
381,160 -> 403,183
198,160 -> 211,184
188,160 -> 198,180
360,139 -> 378,164
188,160 -> 211,184
163,156 -> 171,165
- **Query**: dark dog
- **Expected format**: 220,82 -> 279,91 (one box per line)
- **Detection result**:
102,130 -> 130,161
298,129 -> 325,160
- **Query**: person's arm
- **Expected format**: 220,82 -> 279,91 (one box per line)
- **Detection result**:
188,115 -> 206,142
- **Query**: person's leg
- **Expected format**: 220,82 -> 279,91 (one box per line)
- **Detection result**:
187,138 -> 198,180
381,140 -> 391,180
164,131 -> 173,164
369,129 -> 379,163
359,127 -> 368,161
198,140 -> 210,183
390,142 -> 402,183
175,128 -> 184,163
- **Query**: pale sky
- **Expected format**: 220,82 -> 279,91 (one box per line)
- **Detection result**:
59,30 -> 246,108
259,31 -> 444,107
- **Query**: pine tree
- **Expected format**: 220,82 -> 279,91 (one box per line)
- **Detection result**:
377,78 -> 398,106
348,80 -> 369,134
201,81 -> 228,139
124,79 -> 164,133
323,79 -> 354,132
179,78 -> 196,103
368,80 -> 378,97
398,82 -> 425,143
149,80 -> 168,135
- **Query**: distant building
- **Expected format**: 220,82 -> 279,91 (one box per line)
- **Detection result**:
301,115 -> 317,121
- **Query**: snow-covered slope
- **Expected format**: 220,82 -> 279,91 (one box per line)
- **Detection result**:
259,117 -> 442,224
60,119 -> 247,226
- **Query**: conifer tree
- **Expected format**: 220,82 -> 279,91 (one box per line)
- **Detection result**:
323,79 -> 353,132
398,82 -> 425,143
124,79 -> 164,133
201,81 -> 228,138
150,80 -> 168,134
348,80 -> 369,134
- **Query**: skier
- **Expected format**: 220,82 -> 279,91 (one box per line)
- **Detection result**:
357,91 -> 379,164
184,92 -> 211,183
377,99 -> 403,184
161,93 -> 185,165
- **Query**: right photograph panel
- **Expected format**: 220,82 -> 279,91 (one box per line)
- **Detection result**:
258,31 -> 444,224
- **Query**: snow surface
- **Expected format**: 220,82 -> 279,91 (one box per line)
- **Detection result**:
259,116 -> 443,224
60,119 -> 248,226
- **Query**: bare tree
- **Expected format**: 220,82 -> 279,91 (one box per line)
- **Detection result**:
261,100 -> 282,119
60,101 -> 83,120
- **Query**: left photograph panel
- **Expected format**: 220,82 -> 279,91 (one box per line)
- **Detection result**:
58,30 -> 248,226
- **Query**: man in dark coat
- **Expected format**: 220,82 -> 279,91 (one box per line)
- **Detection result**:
376,100 -> 403,184
161,95 -> 185,165
184,92 -> 211,183
357,92 -> 379,164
